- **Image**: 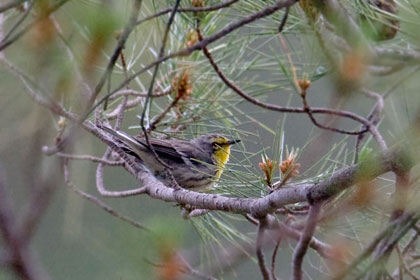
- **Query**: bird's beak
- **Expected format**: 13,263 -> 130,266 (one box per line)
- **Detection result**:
227,139 -> 241,145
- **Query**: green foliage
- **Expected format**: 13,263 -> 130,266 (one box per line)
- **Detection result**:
3,0 -> 420,279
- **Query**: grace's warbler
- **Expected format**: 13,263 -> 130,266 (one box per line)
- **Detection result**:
102,126 -> 240,191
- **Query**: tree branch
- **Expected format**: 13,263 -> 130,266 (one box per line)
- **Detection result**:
256,217 -> 271,280
196,26 -> 372,134
136,0 -> 240,26
291,203 -> 322,280
0,0 -> 26,13
0,168 -> 50,280
86,0 -> 300,117
127,147 -> 401,217
63,159 -> 149,231
0,0 -> 70,51
86,0 -> 143,116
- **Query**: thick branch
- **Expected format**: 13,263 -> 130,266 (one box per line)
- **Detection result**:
134,148 -> 401,216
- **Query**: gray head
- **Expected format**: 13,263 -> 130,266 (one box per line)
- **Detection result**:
193,134 -> 240,147
191,134 -> 241,165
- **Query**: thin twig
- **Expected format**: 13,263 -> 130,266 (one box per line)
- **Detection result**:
245,214 -> 259,226
271,237 -> 281,280
248,214 -> 333,260
353,64 -> 418,163
301,94 -> 368,135
177,253 -> 217,280
105,96 -> 143,120
63,159 -> 149,231
136,0 -> 240,26
0,13 -> 3,59
109,87 -> 171,99
86,0 -> 300,118
147,94 -> 182,132
337,211 -> 420,279
0,168 -> 51,280
93,125 -> 149,197
291,203 -> 322,280
114,50 -> 131,130
276,220 -> 332,260
0,0 -> 26,13
278,6 -> 290,33
1,0 -> 34,43
86,0 -> 142,118
279,33 -> 371,136
95,148 -> 147,197
256,217 -> 271,280
184,209 -> 210,218
354,88 -> 385,163
56,153 -> 125,166
0,0 -> 70,51
52,15 -> 92,97
0,57 -> 74,120
402,231 -> 418,256
196,26 -> 371,133
396,245 -> 420,280
19,175 -> 57,242
138,0 -> 180,174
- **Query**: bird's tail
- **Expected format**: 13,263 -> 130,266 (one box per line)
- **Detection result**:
99,125 -> 146,155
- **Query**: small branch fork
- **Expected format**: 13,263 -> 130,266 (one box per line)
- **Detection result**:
63,159 -> 149,231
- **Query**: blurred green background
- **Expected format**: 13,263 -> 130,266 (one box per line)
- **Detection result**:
2,0 -> 420,279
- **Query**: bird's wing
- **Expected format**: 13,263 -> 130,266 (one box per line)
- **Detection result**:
100,126 -> 187,163
143,138 -> 186,164
173,141 -> 213,165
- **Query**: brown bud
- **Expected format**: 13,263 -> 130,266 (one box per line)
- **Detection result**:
171,70 -> 193,100
259,157 -> 278,188
191,0 -> 205,8
297,79 -> 311,95
279,152 -> 300,181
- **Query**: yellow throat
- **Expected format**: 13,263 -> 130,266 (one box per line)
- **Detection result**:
213,145 -> 232,181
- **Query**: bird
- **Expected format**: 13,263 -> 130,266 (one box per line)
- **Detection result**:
101,126 -> 240,191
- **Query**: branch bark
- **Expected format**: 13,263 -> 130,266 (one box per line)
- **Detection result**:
291,203 -> 322,280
